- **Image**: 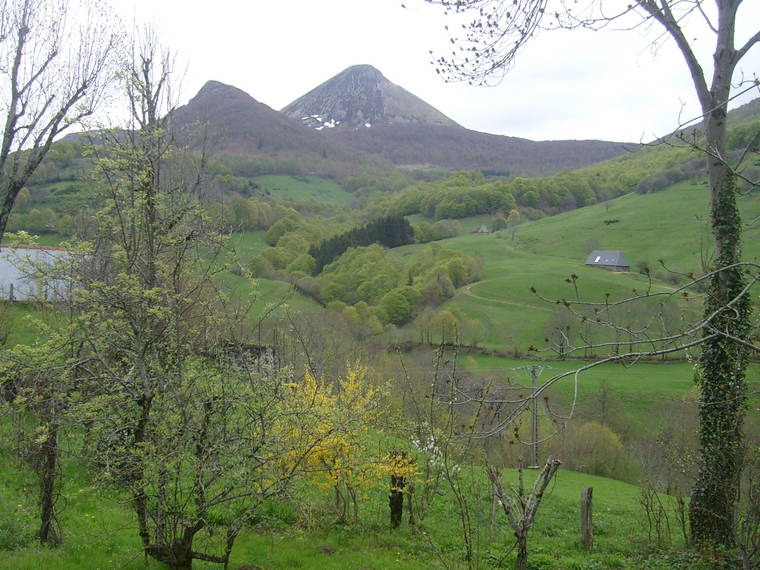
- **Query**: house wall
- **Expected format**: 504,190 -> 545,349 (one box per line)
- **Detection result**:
585,263 -> 629,271
0,247 -> 72,301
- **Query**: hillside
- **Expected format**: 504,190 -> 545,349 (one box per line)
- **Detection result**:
402,180 -> 760,351
171,80 -> 359,159
329,122 -> 637,176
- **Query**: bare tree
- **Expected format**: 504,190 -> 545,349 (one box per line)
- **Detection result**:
0,0 -> 119,243
488,459 -> 561,570
424,0 -> 759,547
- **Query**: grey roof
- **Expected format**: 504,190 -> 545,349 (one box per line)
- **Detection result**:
585,250 -> 629,267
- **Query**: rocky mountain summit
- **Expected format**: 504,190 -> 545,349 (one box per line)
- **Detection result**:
281,64 -> 459,131
281,64 -> 635,175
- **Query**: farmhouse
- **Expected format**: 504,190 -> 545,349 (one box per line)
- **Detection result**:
584,250 -> 630,272
0,245 -> 73,301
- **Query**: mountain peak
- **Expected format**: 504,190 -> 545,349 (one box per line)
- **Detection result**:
281,64 -> 459,130
191,80 -> 253,102
339,64 -> 385,79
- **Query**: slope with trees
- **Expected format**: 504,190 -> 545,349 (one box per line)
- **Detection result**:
424,0 -> 759,548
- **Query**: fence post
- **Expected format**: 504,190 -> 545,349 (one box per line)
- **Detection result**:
581,486 -> 593,549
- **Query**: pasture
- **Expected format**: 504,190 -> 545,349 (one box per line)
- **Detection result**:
253,175 -> 356,205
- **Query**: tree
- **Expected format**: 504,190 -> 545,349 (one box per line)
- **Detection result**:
69,31 -> 317,569
506,208 -> 521,241
0,0 -> 119,243
488,459 -> 561,570
0,325 -> 86,547
425,0 -> 759,548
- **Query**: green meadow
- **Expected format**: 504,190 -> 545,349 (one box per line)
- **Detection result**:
253,175 -> 356,205
458,354 -> 760,433
0,424 -> 698,570
512,181 -> 760,269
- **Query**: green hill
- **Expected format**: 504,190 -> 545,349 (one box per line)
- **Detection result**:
513,181 -> 760,271
406,180 -> 759,351
253,175 -> 356,205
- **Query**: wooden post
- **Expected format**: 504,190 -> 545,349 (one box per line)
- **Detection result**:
581,486 -> 593,549
529,366 -> 539,468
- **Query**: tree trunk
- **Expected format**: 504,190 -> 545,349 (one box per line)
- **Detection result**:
406,482 -> 416,526
514,532 -> 528,570
39,421 -> 60,546
690,167 -> 749,546
389,474 -> 405,528
689,7 -> 751,542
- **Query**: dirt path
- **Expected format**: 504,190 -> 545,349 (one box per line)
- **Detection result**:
459,280 -> 554,313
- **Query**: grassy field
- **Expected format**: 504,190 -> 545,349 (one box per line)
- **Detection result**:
457,354 -> 760,434
254,175 -> 356,206
0,425 -> 699,570
398,181 -> 759,352
396,233 -> 692,351
512,182 -> 760,271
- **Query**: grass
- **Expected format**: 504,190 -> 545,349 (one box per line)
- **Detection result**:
0,423 -> 698,569
223,230 -> 271,264
254,175 -> 356,206
396,181 -> 760,352
1,302 -> 63,347
512,182 -> 760,271
458,354 -> 760,433
397,232 -> 691,351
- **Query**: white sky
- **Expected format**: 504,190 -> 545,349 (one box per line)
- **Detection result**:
111,0 -> 760,143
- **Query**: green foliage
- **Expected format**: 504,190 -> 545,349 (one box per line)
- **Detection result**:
287,253 -> 317,275
490,215 -> 508,232
311,242 -> 480,328
413,218 -> 463,243
380,288 -> 413,325
690,172 -> 752,546
265,216 -> 299,245
552,421 -> 638,482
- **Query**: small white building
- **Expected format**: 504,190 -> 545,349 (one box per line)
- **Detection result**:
0,245 -> 73,301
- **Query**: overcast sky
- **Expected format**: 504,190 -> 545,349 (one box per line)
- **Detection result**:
111,0 -> 760,143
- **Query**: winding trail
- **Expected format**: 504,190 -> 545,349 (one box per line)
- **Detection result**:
458,280 -> 554,313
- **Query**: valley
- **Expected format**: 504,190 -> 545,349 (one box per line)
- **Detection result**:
1,19 -> 759,568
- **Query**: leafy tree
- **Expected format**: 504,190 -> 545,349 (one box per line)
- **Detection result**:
0,324 -> 86,546
265,216 -> 299,246
66,33 -> 322,569
506,209 -> 521,241
490,215 -> 508,232
286,253 -> 317,275
426,0 -> 759,547
380,288 -> 413,326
